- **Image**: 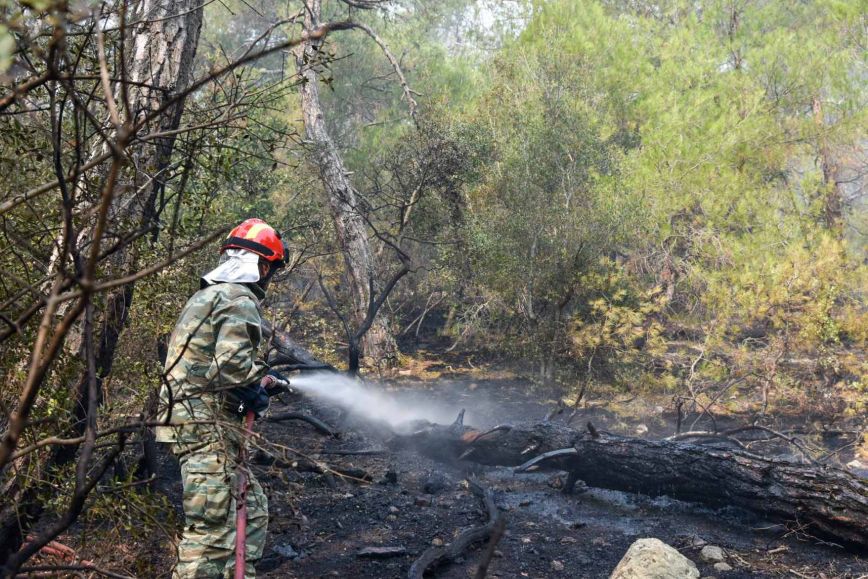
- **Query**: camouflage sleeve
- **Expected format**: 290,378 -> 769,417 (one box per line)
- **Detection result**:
205,294 -> 267,391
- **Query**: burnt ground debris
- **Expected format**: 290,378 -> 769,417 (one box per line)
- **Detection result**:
86,374 -> 867,578
148,375 -> 868,578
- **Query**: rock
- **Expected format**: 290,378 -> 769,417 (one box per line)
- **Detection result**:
610,538 -> 700,579
424,472 -> 449,495
356,546 -> 407,558
700,546 -> 725,563
655,405 -> 666,414
552,560 -> 565,572
386,514 -> 397,522
713,563 -> 732,572
273,543 -> 300,559
415,496 -> 431,507
635,424 -> 649,436
431,538 -> 444,547
561,537 -> 578,544
689,535 -> 707,548
388,506 -> 399,514
519,499 -> 532,507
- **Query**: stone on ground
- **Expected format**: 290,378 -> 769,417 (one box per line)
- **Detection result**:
700,545 -> 726,563
610,538 -> 700,579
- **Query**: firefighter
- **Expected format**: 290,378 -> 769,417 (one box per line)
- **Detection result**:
156,218 -> 287,578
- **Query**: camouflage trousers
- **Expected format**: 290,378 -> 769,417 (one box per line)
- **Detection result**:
171,434 -> 268,578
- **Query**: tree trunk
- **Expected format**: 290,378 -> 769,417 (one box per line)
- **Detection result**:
294,1 -> 398,369
0,1 -> 203,567
103,0 -> 203,483
391,421 -> 868,550
812,97 -> 844,235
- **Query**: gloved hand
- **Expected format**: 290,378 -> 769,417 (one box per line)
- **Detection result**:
262,369 -> 291,396
229,384 -> 270,418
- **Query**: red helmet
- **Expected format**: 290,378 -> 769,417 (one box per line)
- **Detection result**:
223,218 -> 286,265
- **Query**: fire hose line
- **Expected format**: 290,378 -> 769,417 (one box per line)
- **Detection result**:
235,410 -> 255,579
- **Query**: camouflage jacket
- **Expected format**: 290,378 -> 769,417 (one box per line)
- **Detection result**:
155,281 -> 268,444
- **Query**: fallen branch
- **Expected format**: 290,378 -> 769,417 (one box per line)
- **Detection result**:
664,431 -> 748,449
667,425 -> 818,463
264,319 -> 338,373
19,537 -> 93,567
253,449 -> 371,486
408,479 -> 502,579
16,563 -> 133,579
473,515 -> 506,579
267,412 -> 338,437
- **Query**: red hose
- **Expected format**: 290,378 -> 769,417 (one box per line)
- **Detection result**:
235,410 -> 255,579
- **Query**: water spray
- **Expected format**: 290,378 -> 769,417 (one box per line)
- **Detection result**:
289,372 -> 464,428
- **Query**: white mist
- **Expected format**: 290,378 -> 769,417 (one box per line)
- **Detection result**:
288,372 -> 464,428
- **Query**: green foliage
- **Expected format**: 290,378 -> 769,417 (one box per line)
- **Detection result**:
570,263 -> 669,383
412,0 -> 866,405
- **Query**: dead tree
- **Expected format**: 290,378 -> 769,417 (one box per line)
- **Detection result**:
391,420 -> 868,550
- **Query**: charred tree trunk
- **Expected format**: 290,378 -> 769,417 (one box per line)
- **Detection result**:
263,319 -> 337,372
294,1 -> 398,370
391,421 -> 868,550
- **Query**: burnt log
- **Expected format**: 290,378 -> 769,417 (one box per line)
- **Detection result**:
266,412 -> 338,438
391,421 -> 868,550
263,320 -> 337,372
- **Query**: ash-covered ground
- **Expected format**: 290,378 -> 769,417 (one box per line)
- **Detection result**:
153,375 -> 867,579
